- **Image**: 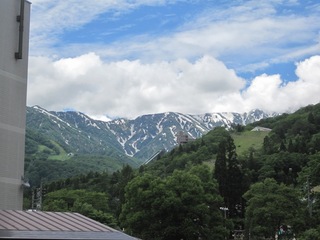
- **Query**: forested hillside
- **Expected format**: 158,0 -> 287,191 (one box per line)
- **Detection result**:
26,106 -> 276,160
24,106 -> 272,187
24,129 -> 140,186
24,103 -> 320,240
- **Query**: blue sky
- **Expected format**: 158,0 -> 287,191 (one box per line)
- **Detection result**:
27,0 -> 320,120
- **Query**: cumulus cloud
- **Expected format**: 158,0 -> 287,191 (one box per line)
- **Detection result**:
26,1 -> 320,119
242,55 -> 320,113
27,53 -> 246,119
27,53 -> 320,119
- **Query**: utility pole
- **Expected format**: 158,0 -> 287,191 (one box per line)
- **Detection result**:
220,207 -> 229,240
220,207 -> 228,219
31,183 -> 43,211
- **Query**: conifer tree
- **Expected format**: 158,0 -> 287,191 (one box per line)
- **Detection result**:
214,136 -> 243,218
214,141 -> 228,200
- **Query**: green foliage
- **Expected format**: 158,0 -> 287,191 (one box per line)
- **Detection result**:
23,103 -> 320,239
243,178 -> 303,239
257,152 -> 309,185
26,129 -> 66,154
32,165 -> 136,229
214,135 -> 244,218
296,153 -> 320,229
145,127 -> 230,176
231,123 -> 245,133
24,125 -> 140,187
43,189 -> 117,227
299,228 -> 320,240
25,155 -> 132,187
253,103 -> 320,155
26,107 -> 140,164
120,166 -> 227,240
214,141 -> 228,199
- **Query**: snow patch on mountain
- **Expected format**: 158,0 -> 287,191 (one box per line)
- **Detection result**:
27,106 -> 277,160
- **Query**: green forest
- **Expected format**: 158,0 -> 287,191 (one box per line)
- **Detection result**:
23,103 -> 320,240
24,129 -> 140,185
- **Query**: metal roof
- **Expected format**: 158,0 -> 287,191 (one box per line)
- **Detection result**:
0,210 -> 137,239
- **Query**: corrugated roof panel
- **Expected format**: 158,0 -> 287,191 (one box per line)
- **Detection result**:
5,210 -> 57,231
29,211 -> 75,231
0,210 -> 137,240
0,230 -> 136,239
0,219 -> 16,230
18,211 -> 66,231
67,212 -> 114,231
0,211 -> 40,231
51,212 -> 98,231
35,211 -> 85,231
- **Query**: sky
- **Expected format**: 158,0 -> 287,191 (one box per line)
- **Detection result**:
27,0 -> 320,120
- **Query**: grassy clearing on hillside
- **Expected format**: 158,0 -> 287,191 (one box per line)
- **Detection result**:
48,141 -> 72,161
37,141 -> 72,161
48,153 -> 73,161
203,131 -> 268,168
232,131 -> 269,155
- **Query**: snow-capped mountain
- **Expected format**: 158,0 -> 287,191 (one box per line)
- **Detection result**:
26,106 -> 277,161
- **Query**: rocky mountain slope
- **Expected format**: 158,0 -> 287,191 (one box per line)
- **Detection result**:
26,106 -> 277,161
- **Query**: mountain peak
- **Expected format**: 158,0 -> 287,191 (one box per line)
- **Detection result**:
27,106 -> 277,161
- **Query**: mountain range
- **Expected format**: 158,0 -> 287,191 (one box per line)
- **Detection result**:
26,106 -> 278,162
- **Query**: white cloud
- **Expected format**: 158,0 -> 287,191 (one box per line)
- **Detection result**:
29,0 -> 179,55
31,0 -> 320,60
27,54 -> 320,119
242,55 -> 320,113
30,0 -> 320,73
26,1 -> 320,118
27,53 -> 246,118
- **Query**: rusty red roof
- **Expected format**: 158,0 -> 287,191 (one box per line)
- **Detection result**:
0,210 -> 136,239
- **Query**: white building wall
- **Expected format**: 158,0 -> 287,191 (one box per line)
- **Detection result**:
0,0 -> 31,210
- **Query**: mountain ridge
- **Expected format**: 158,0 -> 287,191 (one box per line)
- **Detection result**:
26,105 -> 278,161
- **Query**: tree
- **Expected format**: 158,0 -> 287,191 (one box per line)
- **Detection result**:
263,135 -> 276,154
299,228 -> 320,240
119,173 -> 167,239
43,189 -> 116,226
243,178 -> 303,239
214,141 -> 228,199
215,136 -> 243,218
257,152 -> 308,186
109,164 -> 135,216
227,156 -> 243,217
120,167 -> 227,240
298,153 -> 320,227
